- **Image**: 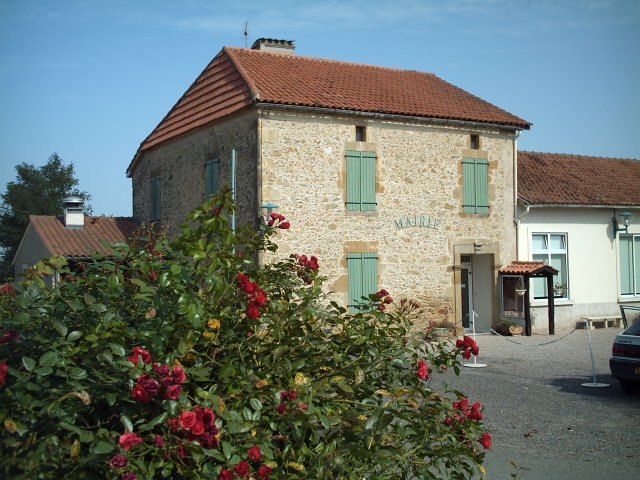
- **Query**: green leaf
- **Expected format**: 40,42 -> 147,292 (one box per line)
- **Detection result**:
93,441 -> 115,454
120,415 -> 133,432
69,367 -> 87,379
250,398 -> 263,412
39,351 -> 59,367
67,331 -> 83,342
53,320 -> 68,338
22,356 -> 37,371
107,273 -> 120,290
140,412 -> 168,431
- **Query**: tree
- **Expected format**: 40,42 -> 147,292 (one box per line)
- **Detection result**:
0,153 -> 91,280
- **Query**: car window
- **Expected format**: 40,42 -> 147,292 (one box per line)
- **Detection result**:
622,319 -> 640,336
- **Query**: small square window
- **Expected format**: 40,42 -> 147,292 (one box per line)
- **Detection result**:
355,126 -> 366,142
470,134 -> 480,149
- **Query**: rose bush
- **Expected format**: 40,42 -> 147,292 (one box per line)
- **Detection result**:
0,189 -> 489,479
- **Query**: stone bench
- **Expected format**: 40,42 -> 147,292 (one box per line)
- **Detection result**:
577,316 -> 623,330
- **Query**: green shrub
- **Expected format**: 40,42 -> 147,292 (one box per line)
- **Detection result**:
0,190 -> 490,479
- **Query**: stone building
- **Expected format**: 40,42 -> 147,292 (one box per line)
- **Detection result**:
127,39 -> 531,332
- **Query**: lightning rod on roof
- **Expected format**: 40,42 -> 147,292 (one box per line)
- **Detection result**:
243,21 -> 249,48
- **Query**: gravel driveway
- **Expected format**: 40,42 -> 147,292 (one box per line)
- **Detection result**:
438,327 -> 640,480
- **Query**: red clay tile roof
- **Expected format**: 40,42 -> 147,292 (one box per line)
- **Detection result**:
499,261 -> 558,275
130,45 -> 531,171
27,215 -> 138,259
518,151 -> 640,207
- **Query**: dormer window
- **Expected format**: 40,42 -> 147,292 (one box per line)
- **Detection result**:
355,126 -> 366,142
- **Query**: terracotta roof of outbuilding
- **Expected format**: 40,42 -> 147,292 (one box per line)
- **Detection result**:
499,261 -> 558,276
26,215 -> 138,259
517,151 -> 640,207
129,46 -> 530,174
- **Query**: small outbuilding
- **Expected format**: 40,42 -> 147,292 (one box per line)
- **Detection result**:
499,261 -> 559,336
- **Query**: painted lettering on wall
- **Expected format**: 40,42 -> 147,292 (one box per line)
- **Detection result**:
394,215 -> 440,229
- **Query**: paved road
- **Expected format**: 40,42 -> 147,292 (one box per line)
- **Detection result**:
438,327 -> 640,480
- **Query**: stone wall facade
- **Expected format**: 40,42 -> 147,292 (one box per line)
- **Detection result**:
130,106 -> 519,329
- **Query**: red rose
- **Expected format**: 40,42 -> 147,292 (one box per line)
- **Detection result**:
416,360 -> 430,380
171,364 -> 187,383
162,383 -> 182,400
255,289 -> 267,307
0,330 -> 19,344
280,390 -> 298,401
0,363 -> 8,385
131,384 -> 154,403
153,434 -> 165,447
0,284 -> 15,295
247,445 -> 262,461
257,464 -> 273,479
479,431 -> 492,449
199,407 -> 216,427
191,420 -> 205,436
278,221 -> 290,229
179,411 -> 197,431
118,432 -> 142,451
121,473 -> 138,480
127,347 -> 152,365
108,453 -> 128,468
275,403 -> 287,414
375,289 -> 389,298
234,460 -> 251,477
152,363 -> 170,376
247,302 -> 260,319
218,468 -> 234,480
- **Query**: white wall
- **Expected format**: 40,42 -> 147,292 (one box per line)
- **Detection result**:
516,206 -> 640,331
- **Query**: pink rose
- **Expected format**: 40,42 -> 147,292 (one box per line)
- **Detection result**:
118,432 -> 142,451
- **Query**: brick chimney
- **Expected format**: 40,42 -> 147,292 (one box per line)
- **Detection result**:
63,197 -> 85,229
250,38 -> 295,53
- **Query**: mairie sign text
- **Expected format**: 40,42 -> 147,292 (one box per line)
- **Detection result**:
394,215 -> 440,229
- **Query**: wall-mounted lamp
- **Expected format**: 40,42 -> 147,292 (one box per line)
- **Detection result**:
259,202 -> 280,225
612,211 -> 633,235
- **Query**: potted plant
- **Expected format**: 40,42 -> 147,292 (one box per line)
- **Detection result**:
494,319 -> 524,336
554,282 -> 567,297
425,319 -> 457,341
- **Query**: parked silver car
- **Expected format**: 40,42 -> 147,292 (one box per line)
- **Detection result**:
610,306 -> 640,394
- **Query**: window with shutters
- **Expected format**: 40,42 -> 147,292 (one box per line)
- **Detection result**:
346,150 -> 376,211
150,176 -> 161,222
620,234 -> 640,296
205,158 -> 219,198
462,157 -> 489,214
347,252 -> 378,312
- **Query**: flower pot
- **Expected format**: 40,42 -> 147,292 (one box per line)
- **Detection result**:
432,327 -> 450,339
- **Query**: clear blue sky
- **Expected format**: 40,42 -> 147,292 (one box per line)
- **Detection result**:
1,0 -> 638,217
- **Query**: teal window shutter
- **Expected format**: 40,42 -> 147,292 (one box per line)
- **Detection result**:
620,235 -> 640,295
347,252 -> 378,311
462,158 -> 489,214
205,158 -> 219,198
346,151 -> 376,211
150,176 -> 161,221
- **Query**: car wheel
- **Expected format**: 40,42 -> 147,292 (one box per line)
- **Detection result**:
619,380 -> 639,395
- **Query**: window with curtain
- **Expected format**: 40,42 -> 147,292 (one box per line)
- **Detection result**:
205,158 -> 219,198
347,252 -> 378,312
346,150 -> 376,211
462,157 -> 489,214
532,233 -> 567,298
150,176 -> 161,222
620,234 -> 640,296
